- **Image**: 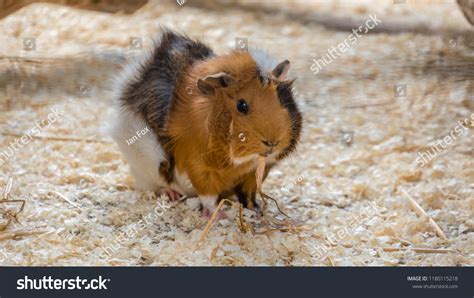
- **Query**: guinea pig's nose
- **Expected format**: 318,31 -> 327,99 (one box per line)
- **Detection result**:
262,140 -> 279,148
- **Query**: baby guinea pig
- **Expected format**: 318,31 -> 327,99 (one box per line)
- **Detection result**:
109,29 -> 302,216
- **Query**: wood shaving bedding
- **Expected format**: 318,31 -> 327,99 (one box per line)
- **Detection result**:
0,0 -> 472,266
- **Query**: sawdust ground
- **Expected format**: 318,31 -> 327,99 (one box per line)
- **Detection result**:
0,0 -> 473,266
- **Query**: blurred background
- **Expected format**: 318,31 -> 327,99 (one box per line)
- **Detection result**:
0,1 -> 472,266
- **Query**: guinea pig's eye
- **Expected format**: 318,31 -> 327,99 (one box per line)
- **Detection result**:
236,99 -> 249,114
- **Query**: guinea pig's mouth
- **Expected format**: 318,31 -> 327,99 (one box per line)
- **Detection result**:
260,139 -> 282,157
260,150 -> 274,157
260,149 -> 280,158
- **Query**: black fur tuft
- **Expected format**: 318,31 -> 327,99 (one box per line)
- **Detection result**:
120,29 -> 215,143
276,80 -> 302,159
119,29 -> 215,181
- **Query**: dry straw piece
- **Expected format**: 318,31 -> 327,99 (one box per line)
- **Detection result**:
0,177 -> 25,232
327,256 -> 335,266
197,199 -> 236,244
197,156 -> 293,243
382,247 -> 457,254
0,229 -> 48,241
2,177 -> 13,200
0,132 -> 111,144
256,156 -> 266,192
256,156 -> 289,218
0,178 -> 46,241
401,189 -> 448,240
49,190 -> 80,208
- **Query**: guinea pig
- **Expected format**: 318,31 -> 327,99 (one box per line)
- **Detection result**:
109,29 -> 302,216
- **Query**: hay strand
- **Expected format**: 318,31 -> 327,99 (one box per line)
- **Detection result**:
0,229 -> 49,241
258,191 -> 289,218
401,190 -> 448,240
49,190 -> 80,208
0,178 -> 26,231
237,203 -> 252,233
198,155 -> 292,245
382,247 -> 457,254
0,132 -> 111,144
327,256 -> 335,266
2,177 -> 13,200
256,155 -> 266,191
197,199 -> 234,244
256,156 -> 289,218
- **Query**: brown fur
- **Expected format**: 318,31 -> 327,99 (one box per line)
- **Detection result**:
167,51 -> 300,200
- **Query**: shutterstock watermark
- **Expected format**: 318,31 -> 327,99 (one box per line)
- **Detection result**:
129,36 -> 143,50
307,200 -> 384,263
416,113 -> 473,167
235,37 -> 248,52
0,106 -> 63,165
310,14 -> 382,75
281,173 -> 306,195
125,125 -> 150,146
17,276 -> 110,290
340,130 -> 355,146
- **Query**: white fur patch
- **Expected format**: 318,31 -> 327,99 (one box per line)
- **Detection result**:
199,195 -> 218,212
232,152 -> 278,166
232,153 -> 259,166
108,107 -> 168,192
105,35 -> 171,192
171,170 -> 197,197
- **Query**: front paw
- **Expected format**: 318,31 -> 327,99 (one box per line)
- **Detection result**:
162,188 -> 184,201
201,207 -> 227,220
243,201 -> 263,219
238,192 -> 262,218
199,195 -> 227,220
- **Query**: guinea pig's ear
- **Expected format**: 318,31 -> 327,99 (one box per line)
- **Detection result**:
271,60 -> 291,82
197,72 -> 233,95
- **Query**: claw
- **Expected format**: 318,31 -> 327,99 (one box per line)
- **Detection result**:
201,207 -> 227,220
164,189 -> 183,201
